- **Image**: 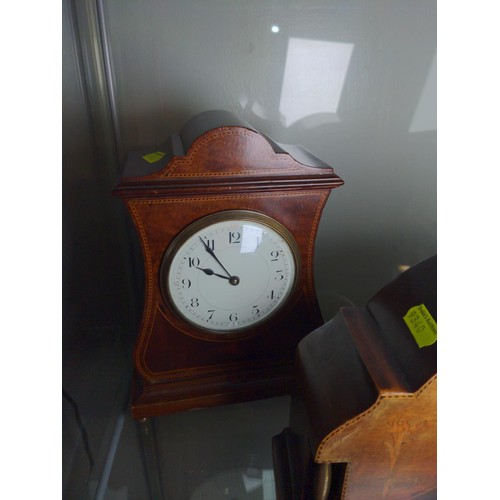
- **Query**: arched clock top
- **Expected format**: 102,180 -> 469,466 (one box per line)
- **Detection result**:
114,110 -> 343,196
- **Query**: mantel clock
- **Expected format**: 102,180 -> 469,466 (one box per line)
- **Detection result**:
113,110 -> 343,419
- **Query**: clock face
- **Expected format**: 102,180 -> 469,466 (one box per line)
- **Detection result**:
159,210 -> 300,334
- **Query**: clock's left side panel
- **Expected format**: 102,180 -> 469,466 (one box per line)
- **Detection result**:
62,0 -> 147,498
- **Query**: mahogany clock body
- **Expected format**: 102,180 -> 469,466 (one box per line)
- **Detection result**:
114,111 -> 343,419
272,256 -> 437,499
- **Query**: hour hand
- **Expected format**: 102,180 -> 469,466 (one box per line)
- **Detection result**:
196,266 -> 230,280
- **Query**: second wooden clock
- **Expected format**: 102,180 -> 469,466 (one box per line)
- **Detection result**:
114,110 -> 343,419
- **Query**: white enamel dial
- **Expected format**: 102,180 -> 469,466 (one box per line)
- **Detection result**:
160,211 -> 300,334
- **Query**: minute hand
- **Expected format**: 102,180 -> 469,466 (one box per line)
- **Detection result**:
199,237 -> 233,278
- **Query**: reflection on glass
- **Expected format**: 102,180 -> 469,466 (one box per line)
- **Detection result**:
409,53 -> 436,133
189,467 -> 275,499
240,226 -> 263,253
251,100 -> 269,120
279,38 -> 354,127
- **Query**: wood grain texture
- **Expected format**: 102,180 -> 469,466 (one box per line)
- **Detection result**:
272,256 -> 436,500
113,111 -> 343,418
115,126 -> 342,198
317,375 -> 436,499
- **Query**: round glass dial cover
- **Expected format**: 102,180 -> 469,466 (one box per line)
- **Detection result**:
160,211 -> 300,333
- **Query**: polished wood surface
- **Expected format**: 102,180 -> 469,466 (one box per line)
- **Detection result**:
113,111 -> 343,418
273,256 -> 437,499
317,375 -> 436,499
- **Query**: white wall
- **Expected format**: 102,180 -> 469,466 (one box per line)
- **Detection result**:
103,0 -> 436,319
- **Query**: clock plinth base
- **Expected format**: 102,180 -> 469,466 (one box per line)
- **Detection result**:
130,361 -> 293,419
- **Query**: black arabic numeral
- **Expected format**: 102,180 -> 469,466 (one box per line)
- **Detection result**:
229,231 -> 241,244
188,257 -> 201,268
204,238 -> 215,250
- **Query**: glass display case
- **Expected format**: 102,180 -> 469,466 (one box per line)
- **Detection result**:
62,0 -> 436,498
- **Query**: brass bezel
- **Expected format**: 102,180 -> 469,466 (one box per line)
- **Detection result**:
159,210 -> 301,335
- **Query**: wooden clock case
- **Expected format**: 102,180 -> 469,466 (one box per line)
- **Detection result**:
272,256 -> 437,499
113,111 -> 343,419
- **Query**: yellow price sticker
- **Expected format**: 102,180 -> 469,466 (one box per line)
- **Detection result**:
403,304 -> 437,348
142,151 -> 166,163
